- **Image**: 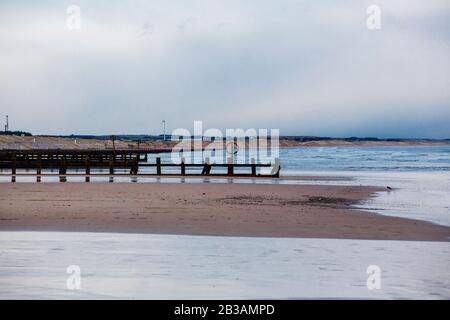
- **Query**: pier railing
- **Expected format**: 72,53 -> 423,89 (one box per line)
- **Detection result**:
0,149 -> 280,182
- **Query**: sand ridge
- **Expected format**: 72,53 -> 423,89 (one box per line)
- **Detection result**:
0,183 -> 449,241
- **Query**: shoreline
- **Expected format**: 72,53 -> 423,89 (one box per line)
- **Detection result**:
1,182 -> 449,241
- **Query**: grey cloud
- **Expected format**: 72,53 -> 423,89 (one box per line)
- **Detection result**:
0,0 -> 449,137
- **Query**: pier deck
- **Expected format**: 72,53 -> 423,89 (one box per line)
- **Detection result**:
0,149 -> 280,182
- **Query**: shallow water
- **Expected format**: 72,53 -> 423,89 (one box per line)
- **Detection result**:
275,171 -> 450,227
0,232 -> 449,299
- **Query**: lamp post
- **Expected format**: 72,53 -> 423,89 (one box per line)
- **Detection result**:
111,135 -> 116,151
162,120 -> 166,141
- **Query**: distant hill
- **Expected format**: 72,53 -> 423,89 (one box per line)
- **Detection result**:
1,134 -> 449,150
33,134 -> 450,142
0,131 -> 32,136
279,136 -> 450,142
38,134 -> 166,141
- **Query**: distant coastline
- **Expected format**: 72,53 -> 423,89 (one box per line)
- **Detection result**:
0,134 -> 449,150
278,137 -> 450,148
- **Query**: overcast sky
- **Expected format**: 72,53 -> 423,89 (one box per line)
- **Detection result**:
1,0 -> 449,138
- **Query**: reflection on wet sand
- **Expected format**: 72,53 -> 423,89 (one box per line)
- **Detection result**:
0,232 -> 449,299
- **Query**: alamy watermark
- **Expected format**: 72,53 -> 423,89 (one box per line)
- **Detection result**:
66,5 -> 81,30
366,5 -> 381,30
170,121 -> 279,166
66,265 -> 81,290
366,265 -> 381,290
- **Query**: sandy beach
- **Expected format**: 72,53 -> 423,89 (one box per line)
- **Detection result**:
1,183 -> 449,241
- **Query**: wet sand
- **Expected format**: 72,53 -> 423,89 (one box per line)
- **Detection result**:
0,183 -> 449,241
2,232 -> 449,299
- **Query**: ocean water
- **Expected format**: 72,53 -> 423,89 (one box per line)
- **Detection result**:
139,145 -> 450,172
1,145 -> 448,175
145,146 -> 450,226
274,146 -> 450,227
279,145 -> 450,173
0,232 -> 449,299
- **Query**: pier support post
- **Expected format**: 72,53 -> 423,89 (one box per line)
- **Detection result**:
109,155 -> 114,175
85,156 -> 90,183
11,154 -> 16,183
181,157 -> 186,175
37,155 -> 42,182
201,157 -> 211,175
59,157 -> 67,182
271,158 -> 280,178
130,157 -> 139,175
109,155 -> 114,182
156,157 -> 161,175
227,157 -> 233,176
251,158 -> 256,177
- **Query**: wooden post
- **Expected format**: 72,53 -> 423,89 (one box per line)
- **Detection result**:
201,157 -> 211,175
129,159 -> 135,175
251,157 -> 256,177
85,156 -> 90,182
134,157 -> 139,175
181,157 -> 186,175
11,154 -> 16,183
108,154 -> 114,183
156,157 -> 161,175
63,156 -> 67,181
227,156 -> 233,176
271,157 -> 280,178
60,156 -> 67,182
109,155 -> 114,175
37,155 -> 42,182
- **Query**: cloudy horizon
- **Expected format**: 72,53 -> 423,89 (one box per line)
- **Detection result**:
1,0 -> 449,138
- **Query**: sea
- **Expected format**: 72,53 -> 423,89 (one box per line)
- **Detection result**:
278,145 -> 450,227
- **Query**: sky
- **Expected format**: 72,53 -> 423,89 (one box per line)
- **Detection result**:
0,0 -> 449,138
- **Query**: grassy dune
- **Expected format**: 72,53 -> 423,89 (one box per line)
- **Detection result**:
0,135 -> 448,150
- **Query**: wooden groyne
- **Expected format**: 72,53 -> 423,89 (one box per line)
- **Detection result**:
0,149 -> 280,182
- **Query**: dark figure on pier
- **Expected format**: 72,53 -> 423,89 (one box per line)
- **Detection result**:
201,162 -> 211,175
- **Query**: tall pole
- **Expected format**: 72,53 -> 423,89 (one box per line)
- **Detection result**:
162,120 -> 166,141
111,135 -> 116,150
5,115 -> 8,132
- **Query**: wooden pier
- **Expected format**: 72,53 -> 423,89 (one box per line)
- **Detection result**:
0,149 -> 280,182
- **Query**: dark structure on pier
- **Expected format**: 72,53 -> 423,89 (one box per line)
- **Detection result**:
0,149 -> 280,182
